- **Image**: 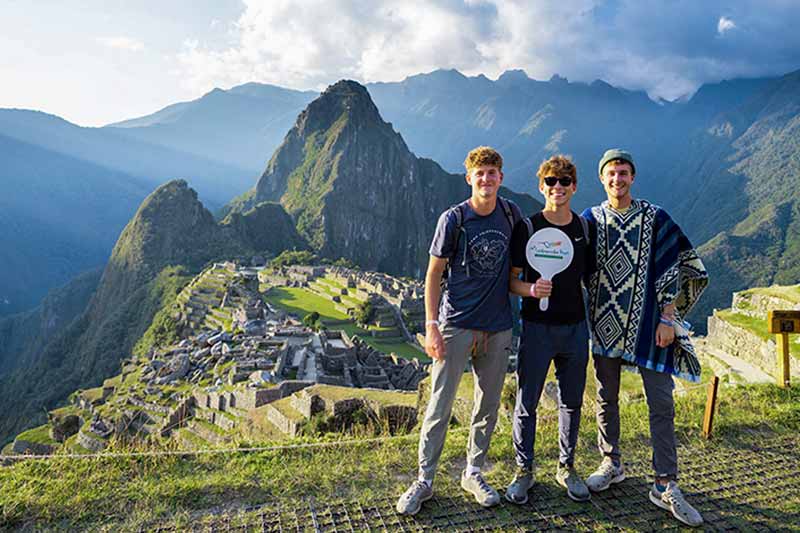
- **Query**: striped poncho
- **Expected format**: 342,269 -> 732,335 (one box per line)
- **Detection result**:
582,199 -> 709,382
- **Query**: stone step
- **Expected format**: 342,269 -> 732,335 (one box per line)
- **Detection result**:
174,427 -> 209,450
264,398 -> 306,437
186,419 -> 230,445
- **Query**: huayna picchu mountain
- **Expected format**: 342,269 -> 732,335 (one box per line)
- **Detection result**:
0,180 -> 305,445
238,80 -> 541,276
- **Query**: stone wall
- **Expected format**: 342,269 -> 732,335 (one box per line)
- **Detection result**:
11,439 -> 55,456
707,314 -> 800,378
731,291 -> 800,318
230,380 -> 314,410
159,396 -> 195,437
264,404 -> 302,437
76,429 -> 107,452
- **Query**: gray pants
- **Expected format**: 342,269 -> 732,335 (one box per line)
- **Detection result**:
513,320 -> 589,468
593,354 -> 678,478
418,323 -> 512,481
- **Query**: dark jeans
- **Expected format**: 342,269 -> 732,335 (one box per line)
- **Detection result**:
512,320 -> 589,468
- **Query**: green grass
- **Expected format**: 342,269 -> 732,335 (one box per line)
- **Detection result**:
49,405 -> 84,419
309,384 -> 417,407
264,287 -> 427,361
264,287 -> 349,322
269,397 -> 306,422
320,276 -> 345,290
15,424 -> 56,446
744,284 -> 800,304
80,387 -> 106,403
1,378 -> 798,531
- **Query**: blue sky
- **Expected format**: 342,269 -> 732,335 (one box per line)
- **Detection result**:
2,0 -> 800,126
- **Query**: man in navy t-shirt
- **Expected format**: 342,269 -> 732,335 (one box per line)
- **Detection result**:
396,146 -> 522,515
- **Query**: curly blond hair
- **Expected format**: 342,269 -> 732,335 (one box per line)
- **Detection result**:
464,146 -> 503,172
536,155 -> 577,187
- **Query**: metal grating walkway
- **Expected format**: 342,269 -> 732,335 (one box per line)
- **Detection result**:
148,436 -> 800,532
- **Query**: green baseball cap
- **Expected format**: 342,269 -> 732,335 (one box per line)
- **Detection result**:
598,148 -> 636,176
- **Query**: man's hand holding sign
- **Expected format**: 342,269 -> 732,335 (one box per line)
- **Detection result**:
525,226 -> 574,310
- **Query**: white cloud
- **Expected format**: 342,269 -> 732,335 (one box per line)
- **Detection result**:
718,16 -> 736,35
96,36 -> 145,52
174,0 -> 800,100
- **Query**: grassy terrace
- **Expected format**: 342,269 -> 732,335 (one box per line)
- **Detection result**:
1,376 -> 798,531
264,287 -> 428,361
14,424 -> 57,446
309,384 -> 417,407
741,284 -> 800,304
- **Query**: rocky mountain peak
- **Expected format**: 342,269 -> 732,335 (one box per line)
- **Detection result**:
251,79 -> 539,275
498,69 -> 530,85
92,180 -> 229,318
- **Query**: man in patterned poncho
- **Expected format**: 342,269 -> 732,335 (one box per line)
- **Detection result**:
581,149 -> 709,527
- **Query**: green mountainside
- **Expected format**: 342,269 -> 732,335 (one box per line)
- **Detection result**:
0,133 -> 150,315
0,181 -> 305,445
681,70 -> 800,325
0,268 -> 101,375
240,80 -> 541,277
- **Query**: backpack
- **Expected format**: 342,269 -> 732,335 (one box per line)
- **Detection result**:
442,197 -> 519,285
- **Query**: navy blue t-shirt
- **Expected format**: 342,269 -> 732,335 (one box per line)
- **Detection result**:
429,199 -> 521,331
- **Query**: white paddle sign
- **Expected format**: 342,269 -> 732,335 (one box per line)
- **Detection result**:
525,227 -> 574,311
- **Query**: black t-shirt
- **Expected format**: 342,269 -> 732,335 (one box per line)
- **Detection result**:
510,211 -> 594,324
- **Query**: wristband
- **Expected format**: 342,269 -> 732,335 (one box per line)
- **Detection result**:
425,320 -> 440,327
529,283 -> 536,298
659,316 -> 674,327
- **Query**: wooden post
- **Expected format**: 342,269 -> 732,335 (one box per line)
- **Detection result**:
702,375 -> 720,440
776,332 -> 791,388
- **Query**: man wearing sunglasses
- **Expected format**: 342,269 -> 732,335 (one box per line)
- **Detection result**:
581,149 -> 709,527
505,155 -> 594,504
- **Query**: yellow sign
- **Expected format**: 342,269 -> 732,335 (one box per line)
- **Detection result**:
767,310 -> 798,388
768,310 -> 800,334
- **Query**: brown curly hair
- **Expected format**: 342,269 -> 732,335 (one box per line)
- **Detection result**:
464,146 -> 503,172
536,155 -> 577,187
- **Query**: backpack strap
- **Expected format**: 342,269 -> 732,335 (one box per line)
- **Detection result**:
577,214 -> 590,245
523,216 -> 534,239
443,203 -> 468,284
498,197 -> 517,232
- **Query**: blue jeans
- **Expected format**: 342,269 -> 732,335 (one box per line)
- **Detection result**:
512,320 -> 589,468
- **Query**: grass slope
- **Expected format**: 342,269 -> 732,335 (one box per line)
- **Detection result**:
1,375 -> 798,531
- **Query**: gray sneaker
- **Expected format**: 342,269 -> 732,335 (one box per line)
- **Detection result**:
461,470 -> 501,507
556,464 -> 591,502
505,466 -> 535,504
396,480 -> 433,516
585,458 -> 626,492
649,480 -> 704,527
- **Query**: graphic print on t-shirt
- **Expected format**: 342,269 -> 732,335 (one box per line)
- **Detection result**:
468,229 -> 508,276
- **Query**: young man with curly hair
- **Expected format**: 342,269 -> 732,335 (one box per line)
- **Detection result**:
396,146 -> 522,515
505,155 -> 594,504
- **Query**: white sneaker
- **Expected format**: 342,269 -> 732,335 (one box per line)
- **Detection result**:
585,458 -> 625,492
649,480 -> 703,527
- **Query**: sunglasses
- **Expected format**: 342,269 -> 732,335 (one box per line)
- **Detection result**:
543,176 -> 574,187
